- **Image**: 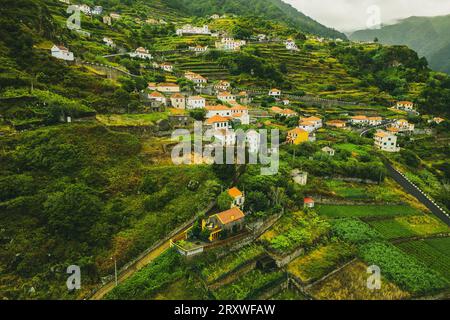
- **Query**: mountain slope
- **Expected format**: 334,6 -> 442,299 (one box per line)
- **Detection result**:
350,15 -> 450,74
164,0 -> 346,39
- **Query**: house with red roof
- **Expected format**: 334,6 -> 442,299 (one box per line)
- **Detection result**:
202,207 -> 246,241
304,197 -> 314,208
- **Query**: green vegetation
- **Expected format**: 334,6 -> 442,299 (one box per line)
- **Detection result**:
317,204 -> 420,219
201,244 -> 265,283
358,242 -> 448,295
397,238 -> 450,281
287,242 -> 354,283
368,215 -> 449,240
212,269 -> 284,300
331,218 -> 382,244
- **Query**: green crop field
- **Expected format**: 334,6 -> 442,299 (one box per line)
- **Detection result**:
368,215 -> 449,240
397,238 -> 450,281
317,205 -> 421,219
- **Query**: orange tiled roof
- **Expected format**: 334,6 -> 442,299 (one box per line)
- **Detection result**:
352,115 -> 368,120
228,187 -> 242,198
149,91 -> 164,97
206,115 -> 229,124
206,105 -> 229,111
303,116 -> 321,121
171,93 -> 184,98
215,207 -> 245,225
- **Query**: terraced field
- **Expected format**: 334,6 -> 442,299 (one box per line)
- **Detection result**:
397,238 -> 450,281
165,52 -> 231,80
317,205 -> 421,219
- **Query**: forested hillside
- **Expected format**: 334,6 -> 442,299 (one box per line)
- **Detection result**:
350,15 -> 450,74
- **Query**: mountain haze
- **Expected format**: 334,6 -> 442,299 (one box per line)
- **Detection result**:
350,15 -> 450,74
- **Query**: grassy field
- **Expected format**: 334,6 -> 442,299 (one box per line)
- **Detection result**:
368,215 -> 449,240
287,242 -> 354,283
316,205 -> 421,219
96,113 -> 170,127
307,260 -> 410,300
397,238 -> 450,281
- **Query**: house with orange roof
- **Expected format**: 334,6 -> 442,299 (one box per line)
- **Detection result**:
214,80 -> 231,92
301,116 -> 322,129
287,128 -> 308,145
170,93 -> 185,109
230,105 -> 250,124
147,91 -> 167,105
395,101 -> 414,111
237,91 -> 252,104
374,130 -> 399,152
304,197 -> 314,208
228,187 -> 245,208
428,117 -> 445,124
350,115 -> 368,125
298,121 -> 316,133
368,116 -> 383,126
187,96 -> 206,109
129,47 -> 153,60
270,106 -> 284,114
217,91 -> 236,103
280,108 -> 298,118
202,207 -> 246,241
160,62 -> 173,72
205,115 -> 231,131
326,120 -> 346,128
392,119 -> 415,132
148,82 -> 180,93
206,105 -> 231,118
184,71 -> 207,87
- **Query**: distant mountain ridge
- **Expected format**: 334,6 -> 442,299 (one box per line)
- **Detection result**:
164,0 -> 346,39
350,15 -> 450,74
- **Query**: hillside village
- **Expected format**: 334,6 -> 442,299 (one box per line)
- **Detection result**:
0,0 -> 449,301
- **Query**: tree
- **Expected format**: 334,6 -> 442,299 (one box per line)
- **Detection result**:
217,191 -> 233,211
189,108 -> 206,121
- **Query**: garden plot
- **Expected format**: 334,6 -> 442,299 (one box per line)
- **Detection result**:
259,211 -> 330,256
307,260 -> 410,300
368,215 -> 449,240
287,242 -> 354,284
317,204 -> 421,219
397,237 -> 450,281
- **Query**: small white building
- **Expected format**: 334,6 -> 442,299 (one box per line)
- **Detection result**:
170,93 -> 185,109
214,80 -> 231,92
103,37 -> 115,48
206,115 -> 232,131
300,116 -> 322,130
230,105 -> 250,125
206,105 -> 231,118
228,187 -> 245,208
291,169 -> 308,185
374,130 -> 400,152
368,116 -> 383,126
160,63 -> 173,72
217,91 -> 236,103
350,115 -> 368,126
187,96 -> 206,109
110,13 -> 121,20
148,91 -> 167,105
210,14 -> 220,20
298,121 -> 316,133
215,37 -> 246,51
185,71 -> 207,87
176,24 -> 210,36
129,47 -> 152,60
285,38 -> 299,51
92,6 -> 103,15
189,45 -> 209,53
148,82 -> 180,93
268,88 -> 281,97
51,45 -> 74,61
246,130 -> 260,153
395,101 -> 414,111
321,146 -> 335,156
103,16 -> 112,25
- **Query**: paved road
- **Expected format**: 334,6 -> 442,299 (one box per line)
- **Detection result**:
384,161 -> 450,226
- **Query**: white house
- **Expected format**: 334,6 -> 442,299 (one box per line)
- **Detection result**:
215,37 -> 246,51
160,63 -> 173,72
103,37 -> 115,47
148,82 -> 180,93
187,96 -> 206,109
92,6 -> 103,15
210,14 -> 220,19
228,187 -> 245,208
110,13 -> 121,20
206,115 -> 231,131
189,45 -> 208,53
214,80 -> 231,92
230,105 -> 250,125
51,45 -> 74,61
350,115 -> 368,126
217,91 -> 236,103
246,130 -> 260,153
392,119 -> 415,132
285,38 -> 299,51
170,93 -> 185,109
148,91 -> 167,105
185,71 -> 207,87
129,47 -> 152,60
103,16 -> 112,25
291,169 -> 308,185
321,146 -> 335,156
301,116 -> 322,129
298,121 -> 316,133
206,105 -> 231,118
368,116 -> 383,126
374,130 -> 400,152
395,101 -> 414,111
268,88 -> 281,97
176,24 -> 210,36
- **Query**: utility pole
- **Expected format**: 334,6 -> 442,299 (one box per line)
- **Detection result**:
111,257 -> 118,286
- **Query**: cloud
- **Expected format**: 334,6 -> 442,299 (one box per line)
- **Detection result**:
284,0 -> 450,31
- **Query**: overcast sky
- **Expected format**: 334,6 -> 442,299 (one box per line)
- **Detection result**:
283,0 -> 450,32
